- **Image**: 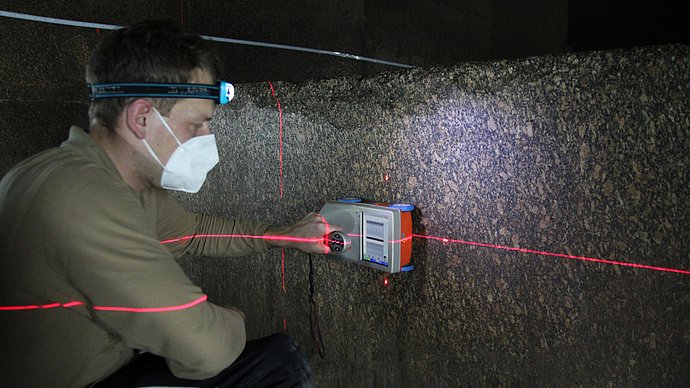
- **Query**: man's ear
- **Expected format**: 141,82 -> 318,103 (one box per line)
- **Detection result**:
125,99 -> 153,140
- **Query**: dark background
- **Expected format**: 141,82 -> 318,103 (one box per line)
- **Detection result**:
2,0 -> 687,175
1,1 -> 688,84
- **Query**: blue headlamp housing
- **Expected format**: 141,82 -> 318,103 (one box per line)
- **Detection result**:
87,81 -> 235,105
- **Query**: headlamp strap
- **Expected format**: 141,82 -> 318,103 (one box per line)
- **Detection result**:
87,81 -> 234,105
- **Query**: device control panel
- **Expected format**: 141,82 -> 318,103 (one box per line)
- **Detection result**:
320,198 -> 414,273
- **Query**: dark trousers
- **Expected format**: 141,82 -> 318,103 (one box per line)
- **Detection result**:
93,333 -> 312,387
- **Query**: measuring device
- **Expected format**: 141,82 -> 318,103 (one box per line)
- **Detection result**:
320,198 -> 414,273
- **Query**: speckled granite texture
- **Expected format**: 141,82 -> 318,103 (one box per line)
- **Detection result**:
173,45 -> 690,387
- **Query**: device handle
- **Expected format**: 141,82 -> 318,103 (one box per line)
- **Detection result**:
325,231 -> 351,254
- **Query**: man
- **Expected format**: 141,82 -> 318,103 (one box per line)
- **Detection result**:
0,20 -> 332,387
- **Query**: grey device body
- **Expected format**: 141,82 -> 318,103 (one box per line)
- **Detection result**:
320,201 -> 409,273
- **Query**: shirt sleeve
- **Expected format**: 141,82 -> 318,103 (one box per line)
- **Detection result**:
45,164 -> 246,379
149,188 -> 272,259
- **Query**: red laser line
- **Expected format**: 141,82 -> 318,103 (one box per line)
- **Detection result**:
94,295 -> 207,312
62,301 -> 86,308
160,233 -> 689,275
267,81 -> 284,199
1,295 -> 207,312
347,233 -> 413,245
267,82 -> 288,327
281,248 -> 287,292
414,234 -> 690,275
5,231 -> 686,312
160,234 -> 325,245
0,302 -> 68,311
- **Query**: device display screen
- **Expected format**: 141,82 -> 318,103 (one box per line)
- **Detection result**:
363,216 -> 388,266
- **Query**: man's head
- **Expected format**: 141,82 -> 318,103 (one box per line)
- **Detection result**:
86,20 -> 220,131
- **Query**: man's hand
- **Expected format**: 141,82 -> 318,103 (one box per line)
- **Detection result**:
264,212 -> 341,254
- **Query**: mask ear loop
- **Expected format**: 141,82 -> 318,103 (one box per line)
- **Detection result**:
142,107 -> 183,169
142,139 -> 165,168
152,107 -> 183,147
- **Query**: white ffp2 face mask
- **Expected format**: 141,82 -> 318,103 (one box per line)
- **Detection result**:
141,108 -> 219,193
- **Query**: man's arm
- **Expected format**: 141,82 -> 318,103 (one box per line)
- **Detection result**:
153,189 -> 271,258
153,189 -> 338,257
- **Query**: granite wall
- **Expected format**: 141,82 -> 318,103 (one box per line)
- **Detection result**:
172,45 -> 690,386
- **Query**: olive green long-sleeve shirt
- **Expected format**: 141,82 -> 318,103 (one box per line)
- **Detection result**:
0,127 -> 270,387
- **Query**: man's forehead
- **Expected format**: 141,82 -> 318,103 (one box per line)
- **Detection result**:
171,98 -> 216,119
183,69 -> 218,119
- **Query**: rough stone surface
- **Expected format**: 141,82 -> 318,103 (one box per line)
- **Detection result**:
170,45 -> 690,386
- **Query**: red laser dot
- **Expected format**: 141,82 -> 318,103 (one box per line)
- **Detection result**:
383,277 -> 389,286
384,174 -> 390,182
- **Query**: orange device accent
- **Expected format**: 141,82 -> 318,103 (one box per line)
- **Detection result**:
400,211 -> 412,267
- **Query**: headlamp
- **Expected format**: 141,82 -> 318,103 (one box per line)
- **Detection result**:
87,81 -> 235,105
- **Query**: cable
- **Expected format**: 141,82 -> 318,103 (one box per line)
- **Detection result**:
308,253 -> 326,358
201,34 -> 414,68
0,9 -> 118,30
0,9 -> 414,69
